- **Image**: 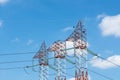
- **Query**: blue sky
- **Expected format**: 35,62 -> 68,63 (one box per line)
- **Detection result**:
0,0 -> 120,80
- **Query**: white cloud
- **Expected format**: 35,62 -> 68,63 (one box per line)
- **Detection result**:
0,20 -> 3,28
63,27 -> 73,32
0,0 -> 9,5
27,39 -> 34,46
68,78 -> 75,80
97,13 -> 106,19
65,41 -> 74,55
99,14 -> 120,37
12,37 -> 20,42
90,55 -> 120,69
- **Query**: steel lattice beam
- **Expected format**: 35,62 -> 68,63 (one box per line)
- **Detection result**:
34,41 -> 49,80
49,40 -> 66,80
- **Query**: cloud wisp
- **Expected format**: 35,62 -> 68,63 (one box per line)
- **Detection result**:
12,37 -> 20,43
0,0 -> 9,5
99,14 -> 120,37
27,39 -> 34,46
97,13 -> 107,19
63,26 -> 74,32
0,20 -> 3,28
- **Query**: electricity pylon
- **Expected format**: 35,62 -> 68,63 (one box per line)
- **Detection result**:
66,21 -> 89,80
49,40 -> 66,80
34,41 -> 49,80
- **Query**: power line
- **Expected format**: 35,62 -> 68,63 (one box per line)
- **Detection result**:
0,67 -> 23,70
0,51 -> 36,56
0,64 -> 39,70
65,48 -> 120,68
1,49 -> 119,69
0,60 -> 35,64
87,68 -> 114,80
0,57 -> 54,65
87,49 -> 120,68
98,56 -> 120,68
65,56 -> 115,80
65,68 -> 114,80
0,49 -> 118,80
0,64 -> 115,80
49,64 -> 113,80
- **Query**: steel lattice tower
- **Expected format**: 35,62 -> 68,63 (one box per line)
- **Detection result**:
49,40 -> 66,80
66,21 -> 89,80
34,41 -> 49,80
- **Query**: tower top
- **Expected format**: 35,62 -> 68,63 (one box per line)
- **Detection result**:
66,20 -> 85,41
33,41 -> 47,59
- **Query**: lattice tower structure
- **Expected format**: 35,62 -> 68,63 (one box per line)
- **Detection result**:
66,21 -> 89,80
34,41 -> 49,80
49,40 -> 66,80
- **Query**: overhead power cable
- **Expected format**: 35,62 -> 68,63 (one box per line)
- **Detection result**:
0,57 -> 54,65
0,67 -> 23,70
0,64 -> 39,70
64,47 -> 120,68
87,48 -> 120,68
0,64 -> 115,80
0,60 -> 35,64
87,68 -> 114,80
0,51 -> 36,56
